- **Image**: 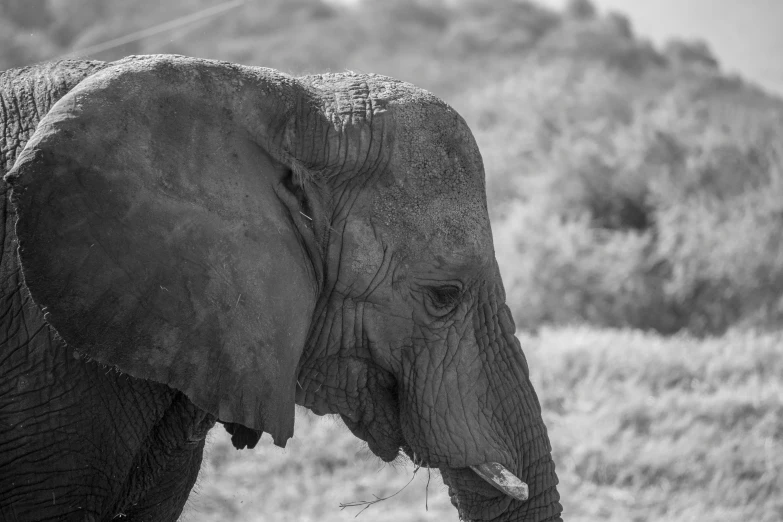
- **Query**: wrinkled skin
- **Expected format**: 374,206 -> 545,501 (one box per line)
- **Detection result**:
0,56 -> 562,521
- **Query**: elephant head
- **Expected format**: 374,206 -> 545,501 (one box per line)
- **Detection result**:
6,55 -> 561,521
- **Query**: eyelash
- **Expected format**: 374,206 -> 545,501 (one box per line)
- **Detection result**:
428,285 -> 462,309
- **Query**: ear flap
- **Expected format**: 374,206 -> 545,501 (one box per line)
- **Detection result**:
6,61 -> 318,446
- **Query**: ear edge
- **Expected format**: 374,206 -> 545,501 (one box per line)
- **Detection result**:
275,165 -> 332,291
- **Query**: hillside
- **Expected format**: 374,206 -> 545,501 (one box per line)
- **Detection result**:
536,0 -> 783,97
2,0 -> 779,102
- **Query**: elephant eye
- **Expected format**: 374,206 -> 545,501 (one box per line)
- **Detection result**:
428,284 -> 462,309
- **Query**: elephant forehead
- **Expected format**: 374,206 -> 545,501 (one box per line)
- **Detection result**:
302,71 -> 493,257
373,114 -> 492,260
373,183 -> 492,261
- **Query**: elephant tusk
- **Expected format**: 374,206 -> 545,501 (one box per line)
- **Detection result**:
470,463 -> 529,502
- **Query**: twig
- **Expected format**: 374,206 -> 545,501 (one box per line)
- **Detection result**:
340,466 -> 422,517
425,467 -> 431,511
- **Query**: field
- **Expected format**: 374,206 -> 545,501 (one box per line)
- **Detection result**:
184,328 -> 783,522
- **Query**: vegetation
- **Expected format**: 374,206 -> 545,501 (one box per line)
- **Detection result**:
477,63 -> 783,335
4,0 -> 781,520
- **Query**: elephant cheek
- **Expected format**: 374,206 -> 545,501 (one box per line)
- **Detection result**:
338,218 -> 386,289
397,339 -> 512,469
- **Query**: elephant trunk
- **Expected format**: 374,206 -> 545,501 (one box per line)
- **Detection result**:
484,302 -> 562,522
400,280 -> 562,522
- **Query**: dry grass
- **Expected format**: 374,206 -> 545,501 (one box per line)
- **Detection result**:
183,411 -> 454,522
530,327 -> 783,522
183,327 -> 782,521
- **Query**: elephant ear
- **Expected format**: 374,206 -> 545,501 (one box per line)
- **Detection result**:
5,58 -> 318,446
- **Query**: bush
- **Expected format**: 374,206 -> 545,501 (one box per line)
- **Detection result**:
443,0 -> 560,56
535,20 -> 665,74
604,11 -> 633,39
494,206 -> 677,332
565,0 -> 597,20
655,191 -> 783,335
479,62 -> 783,336
665,38 -> 720,70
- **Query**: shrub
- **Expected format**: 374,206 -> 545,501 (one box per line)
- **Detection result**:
443,0 -> 560,56
535,20 -> 666,75
664,39 -> 720,70
494,206 -> 678,332
655,191 -> 783,335
605,11 -> 633,39
481,62 -> 783,335
565,0 -> 597,20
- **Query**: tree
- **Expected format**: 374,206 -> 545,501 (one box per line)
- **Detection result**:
664,39 -> 720,70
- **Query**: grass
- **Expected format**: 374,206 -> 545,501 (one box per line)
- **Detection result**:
182,327 -> 783,521
532,327 -> 783,522
183,411 -> 454,522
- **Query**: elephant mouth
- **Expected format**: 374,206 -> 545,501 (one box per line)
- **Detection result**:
340,411 -> 405,462
299,356 -> 528,514
297,356 -> 405,461
398,442 -> 526,520
443,467 -> 518,521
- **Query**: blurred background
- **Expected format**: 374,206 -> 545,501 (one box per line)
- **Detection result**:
3,0 -> 782,520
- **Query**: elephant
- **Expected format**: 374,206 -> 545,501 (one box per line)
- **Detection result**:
0,55 -> 562,521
